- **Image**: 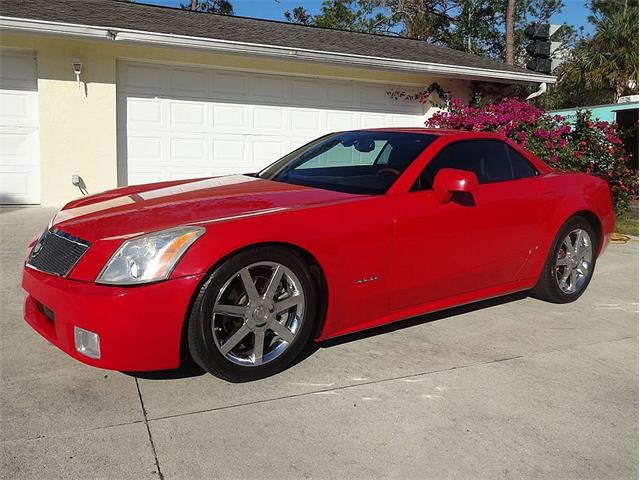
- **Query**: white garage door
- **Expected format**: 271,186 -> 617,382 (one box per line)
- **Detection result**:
0,51 -> 40,204
117,61 -> 426,186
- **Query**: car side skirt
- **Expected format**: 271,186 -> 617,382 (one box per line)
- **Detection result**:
315,278 -> 537,341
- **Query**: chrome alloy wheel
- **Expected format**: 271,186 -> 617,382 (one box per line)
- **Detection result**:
555,228 -> 593,294
211,262 -> 306,367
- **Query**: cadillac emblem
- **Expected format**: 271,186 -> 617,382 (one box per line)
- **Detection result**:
31,237 -> 45,258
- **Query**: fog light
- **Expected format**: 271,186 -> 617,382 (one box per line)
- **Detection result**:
74,326 -> 101,359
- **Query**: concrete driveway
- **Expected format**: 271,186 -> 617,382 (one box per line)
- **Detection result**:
1,206 -> 637,480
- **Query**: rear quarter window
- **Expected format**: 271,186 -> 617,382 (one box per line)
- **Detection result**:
508,146 -> 538,179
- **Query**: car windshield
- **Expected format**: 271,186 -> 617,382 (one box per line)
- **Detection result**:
258,131 -> 437,195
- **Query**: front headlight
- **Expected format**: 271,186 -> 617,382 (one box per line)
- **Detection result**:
96,226 -> 205,285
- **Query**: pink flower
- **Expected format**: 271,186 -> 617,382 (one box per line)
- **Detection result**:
535,129 -> 549,139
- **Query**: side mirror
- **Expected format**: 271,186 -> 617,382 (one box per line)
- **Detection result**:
432,168 -> 479,204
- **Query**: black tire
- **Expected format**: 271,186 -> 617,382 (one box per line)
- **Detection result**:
187,246 -> 318,382
531,216 -> 598,304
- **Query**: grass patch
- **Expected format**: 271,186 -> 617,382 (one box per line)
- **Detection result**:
615,209 -> 639,236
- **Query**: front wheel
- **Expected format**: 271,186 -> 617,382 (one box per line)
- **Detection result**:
531,217 -> 597,304
187,247 -> 318,382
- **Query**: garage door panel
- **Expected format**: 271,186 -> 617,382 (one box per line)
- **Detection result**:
0,131 -> 34,163
360,113 -> 388,129
392,114 -> 423,126
169,136 -> 207,163
169,101 -> 207,129
0,91 -> 37,127
118,61 -> 426,186
291,109 -> 321,132
326,112 -> 354,131
0,51 -> 39,204
118,63 -> 165,96
253,75 -> 286,100
291,79 -> 323,103
289,138 -> 312,151
0,52 -> 36,90
0,171 -> 32,200
127,98 -> 162,125
127,135 -> 162,164
128,170 -> 163,186
360,85 -> 389,106
169,67 -> 211,97
213,104 -> 246,128
253,106 -> 285,130
326,81 -> 354,106
251,138 -> 284,166
213,72 -> 247,97
213,136 -> 250,167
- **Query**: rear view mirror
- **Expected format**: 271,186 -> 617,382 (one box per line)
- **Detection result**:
354,138 -> 375,153
432,168 -> 479,204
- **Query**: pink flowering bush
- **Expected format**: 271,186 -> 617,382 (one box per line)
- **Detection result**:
425,98 -> 637,215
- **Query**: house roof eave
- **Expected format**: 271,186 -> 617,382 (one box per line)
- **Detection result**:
0,16 -> 557,85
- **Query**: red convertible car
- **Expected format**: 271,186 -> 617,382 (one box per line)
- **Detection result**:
22,129 -> 614,381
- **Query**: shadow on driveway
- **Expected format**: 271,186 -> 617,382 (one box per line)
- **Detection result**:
125,291 -> 527,381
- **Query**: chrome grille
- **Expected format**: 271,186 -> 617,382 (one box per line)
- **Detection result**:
27,228 -> 91,277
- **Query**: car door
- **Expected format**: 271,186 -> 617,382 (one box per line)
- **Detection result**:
389,138 -> 544,311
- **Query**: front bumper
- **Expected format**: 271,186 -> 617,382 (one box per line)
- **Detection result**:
22,266 -> 204,371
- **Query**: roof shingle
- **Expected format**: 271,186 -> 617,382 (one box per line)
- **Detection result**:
0,0 -> 545,80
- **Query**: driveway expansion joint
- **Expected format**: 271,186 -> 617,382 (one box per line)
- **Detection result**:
135,378 -> 165,480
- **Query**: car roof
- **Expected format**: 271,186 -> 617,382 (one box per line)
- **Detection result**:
352,128 -> 505,138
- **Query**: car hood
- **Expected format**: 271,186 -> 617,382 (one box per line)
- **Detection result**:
51,175 -> 357,242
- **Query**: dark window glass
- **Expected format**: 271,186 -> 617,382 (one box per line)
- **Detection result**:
414,139 -> 515,190
508,146 -> 538,179
259,131 -> 437,195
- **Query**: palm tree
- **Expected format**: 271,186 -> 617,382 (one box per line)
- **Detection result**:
563,9 -> 638,102
505,0 -> 516,65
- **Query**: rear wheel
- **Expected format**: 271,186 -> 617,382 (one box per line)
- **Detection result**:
531,217 -> 597,303
187,247 -> 318,382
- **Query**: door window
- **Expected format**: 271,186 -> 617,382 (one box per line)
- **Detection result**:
414,139 -> 535,190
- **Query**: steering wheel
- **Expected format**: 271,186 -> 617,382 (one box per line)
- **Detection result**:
376,167 -> 401,178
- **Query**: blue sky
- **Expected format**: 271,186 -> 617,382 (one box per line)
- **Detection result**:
144,0 -> 594,34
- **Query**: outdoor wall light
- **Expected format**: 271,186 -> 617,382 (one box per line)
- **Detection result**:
72,58 -> 82,86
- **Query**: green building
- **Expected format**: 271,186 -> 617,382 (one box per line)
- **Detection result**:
549,98 -> 639,169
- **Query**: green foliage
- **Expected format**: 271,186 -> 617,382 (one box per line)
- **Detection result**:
588,0 -> 638,22
387,82 -> 451,107
614,207 -> 639,236
284,0 -> 566,64
284,0 -> 397,35
445,0 -> 504,57
542,2 -> 638,109
565,111 -> 638,215
545,8 -> 639,108
284,1 -> 458,40
425,98 -> 638,215
387,0 -> 453,41
180,0 -> 233,15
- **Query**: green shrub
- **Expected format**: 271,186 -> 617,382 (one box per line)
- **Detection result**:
425,98 -> 638,215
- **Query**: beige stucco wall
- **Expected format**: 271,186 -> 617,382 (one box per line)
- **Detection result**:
0,31 -> 471,206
